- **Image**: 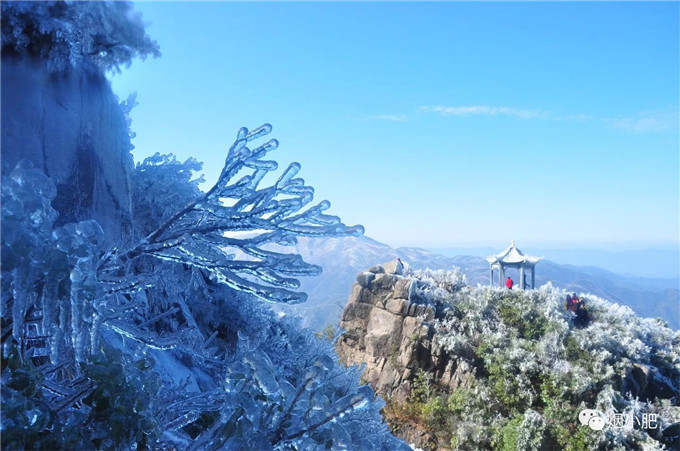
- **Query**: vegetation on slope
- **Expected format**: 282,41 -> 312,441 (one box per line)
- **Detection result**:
384,270 -> 679,450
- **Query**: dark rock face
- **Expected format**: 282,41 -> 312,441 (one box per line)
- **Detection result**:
624,362 -> 680,402
661,423 -> 680,449
336,261 -> 474,403
1,55 -> 133,243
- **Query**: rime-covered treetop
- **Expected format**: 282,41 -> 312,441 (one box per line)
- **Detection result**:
1,1 -> 160,73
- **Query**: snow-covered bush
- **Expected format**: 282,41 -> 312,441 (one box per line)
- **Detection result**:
385,277 -> 680,449
409,268 -> 467,300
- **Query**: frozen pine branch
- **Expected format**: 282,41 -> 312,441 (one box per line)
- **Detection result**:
112,124 -> 364,304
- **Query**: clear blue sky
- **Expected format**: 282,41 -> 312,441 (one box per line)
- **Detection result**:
110,1 -> 679,249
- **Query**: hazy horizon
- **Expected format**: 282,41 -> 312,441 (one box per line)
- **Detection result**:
384,238 -> 680,252
322,233 -> 680,279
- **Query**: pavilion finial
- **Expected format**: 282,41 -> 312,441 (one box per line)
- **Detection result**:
511,239 -> 515,247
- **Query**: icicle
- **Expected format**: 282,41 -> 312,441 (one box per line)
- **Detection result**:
89,311 -> 102,356
41,277 -> 59,364
11,268 -> 28,348
70,264 -> 85,362
55,286 -> 70,363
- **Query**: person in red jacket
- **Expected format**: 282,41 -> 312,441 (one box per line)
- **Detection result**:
505,277 -> 514,289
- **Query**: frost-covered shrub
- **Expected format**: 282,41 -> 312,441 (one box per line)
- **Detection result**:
193,306 -> 405,450
515,409 -> 548,450
411,267 -> 467,298
1,341 -> 160,450
1,126 -> 405,449
130,153 -> 204,237
1,1 -> 160,73
385,277 -> 680,449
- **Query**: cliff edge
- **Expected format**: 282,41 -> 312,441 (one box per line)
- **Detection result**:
335,261 -> 474,403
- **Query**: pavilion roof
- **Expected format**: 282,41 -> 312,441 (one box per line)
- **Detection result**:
486,240 -> 542,266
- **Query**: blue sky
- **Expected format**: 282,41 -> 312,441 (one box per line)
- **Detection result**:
110,2 -> 679,249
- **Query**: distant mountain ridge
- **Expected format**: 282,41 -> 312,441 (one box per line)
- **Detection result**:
431,245 -> 680,279
280,236 -> 679,330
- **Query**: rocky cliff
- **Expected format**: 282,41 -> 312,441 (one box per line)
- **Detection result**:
1,55 -> 134,243
335,261 -> 474,403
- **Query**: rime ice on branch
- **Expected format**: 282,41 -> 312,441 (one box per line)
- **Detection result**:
105,124 -> 364,304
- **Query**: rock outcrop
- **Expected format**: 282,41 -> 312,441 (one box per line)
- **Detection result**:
624,362 -> 680,402
336,261 -> 474,403
1,55 -> 134,243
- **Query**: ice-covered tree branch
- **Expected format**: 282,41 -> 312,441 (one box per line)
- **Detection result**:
113,124 -> 364,303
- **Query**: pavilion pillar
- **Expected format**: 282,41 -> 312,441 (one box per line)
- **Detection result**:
519,266 -> 525,290
489,266 -> 494,286
531,266 -> 535,289
500,265 -> 505,286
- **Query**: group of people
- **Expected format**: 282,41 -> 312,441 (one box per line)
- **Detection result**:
566,293 -> 589,327
504,277 -> 589,326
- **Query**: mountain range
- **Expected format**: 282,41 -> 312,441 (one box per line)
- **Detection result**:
431,245 -> 680,279
278,236 -> 679,330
